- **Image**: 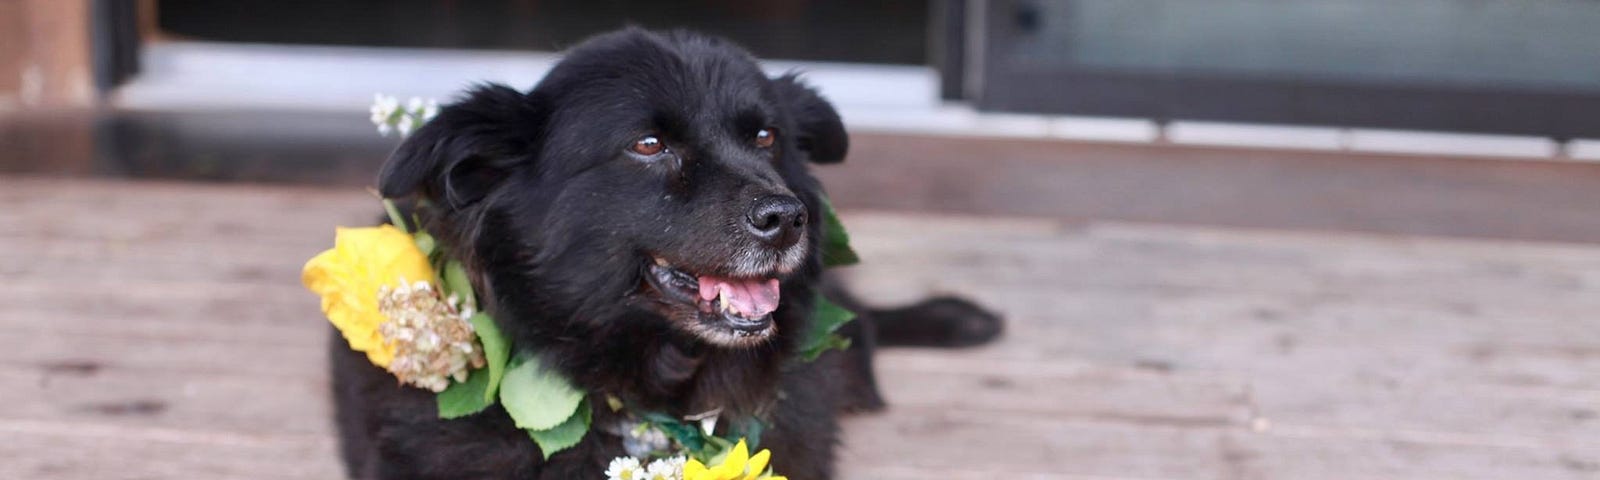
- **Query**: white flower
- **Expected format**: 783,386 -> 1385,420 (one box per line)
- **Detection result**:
369,93 -> 439,139
421,99 -> 440,121
605,456 -> 644,480
371,94 -> 399,123
645,457 -> 685,480
396,115 -> 417,136
621,422 -> 672,458
375,93 -> 399,110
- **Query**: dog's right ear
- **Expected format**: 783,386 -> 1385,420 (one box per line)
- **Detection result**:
378,84 -> 545,209
772,74 -> 848,164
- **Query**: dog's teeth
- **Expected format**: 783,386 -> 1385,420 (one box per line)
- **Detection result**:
653,257 -> 669,267
718,287 -> 732,314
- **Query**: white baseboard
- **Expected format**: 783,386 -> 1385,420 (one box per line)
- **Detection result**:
1168,121 -> 1344,151
115,41 -> 1587,162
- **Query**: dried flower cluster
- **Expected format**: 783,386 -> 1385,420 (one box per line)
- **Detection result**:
377,279 -> 485,392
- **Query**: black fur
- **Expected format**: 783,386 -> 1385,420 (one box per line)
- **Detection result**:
333,28 -> 1001,480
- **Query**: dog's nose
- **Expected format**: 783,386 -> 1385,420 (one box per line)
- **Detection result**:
745,195 -> 807,248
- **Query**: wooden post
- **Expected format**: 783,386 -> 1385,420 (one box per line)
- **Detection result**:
0,0 -> 97,112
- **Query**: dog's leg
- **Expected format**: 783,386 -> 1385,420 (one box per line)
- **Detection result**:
762,361 -> 841,480
822,274 -> 1003,349
868,296 -> 1004,348
330,328 -> 388,479
815,277 -> 884,413
827,310 -> 887,412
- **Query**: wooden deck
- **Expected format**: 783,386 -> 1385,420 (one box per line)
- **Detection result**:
4,177 -> 1598,479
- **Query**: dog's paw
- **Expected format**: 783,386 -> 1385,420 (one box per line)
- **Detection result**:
874,296 -> 1003,348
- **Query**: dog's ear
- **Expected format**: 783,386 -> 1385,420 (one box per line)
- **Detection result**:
379,84 -> 545,208
772,74 -> 848,164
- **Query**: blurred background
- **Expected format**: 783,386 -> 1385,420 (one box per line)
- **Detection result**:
4,1 -> 1600,479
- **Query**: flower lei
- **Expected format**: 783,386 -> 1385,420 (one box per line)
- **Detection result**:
300,95 -> 860,478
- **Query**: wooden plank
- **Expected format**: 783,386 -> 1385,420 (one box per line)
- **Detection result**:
837,406 -> 1600,480
872,350 -> 1252,427
0,365 -> 331,436
819,132 -> 1600,245
0,178 -> 375,244
0,330 -> 324,379
842,216 -> 1600,307
0,423 -> 341,480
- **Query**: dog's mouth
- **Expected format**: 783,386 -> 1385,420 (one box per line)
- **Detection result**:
645,256 -> 780,344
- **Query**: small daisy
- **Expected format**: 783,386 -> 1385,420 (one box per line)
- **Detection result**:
605,456 -> 644,480
645,457 -> 685,480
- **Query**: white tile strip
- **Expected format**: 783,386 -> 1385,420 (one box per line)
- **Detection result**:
1347,128 -> 1558,159
116,41 -> 1582,163
1048,116 -> 1160,143
836,106 -> 1051,139
1168,121 -> 1344,151
120,42 -> 559,111
1570,140 -> 1600,161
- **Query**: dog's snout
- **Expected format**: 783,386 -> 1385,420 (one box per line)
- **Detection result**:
745,195 -> 807,248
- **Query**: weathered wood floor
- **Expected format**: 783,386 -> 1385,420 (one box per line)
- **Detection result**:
4,177 -> 1598,479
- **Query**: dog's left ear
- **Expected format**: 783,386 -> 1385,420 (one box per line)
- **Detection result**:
379,83 -> 546,208
772,74 -> 848,164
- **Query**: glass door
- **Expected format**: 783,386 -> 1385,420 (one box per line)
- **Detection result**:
966,0 -> 1600,139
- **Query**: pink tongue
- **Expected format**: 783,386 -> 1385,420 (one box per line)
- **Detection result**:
697,276 -> 781,317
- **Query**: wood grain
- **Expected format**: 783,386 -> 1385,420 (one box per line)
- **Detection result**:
4,177 -> 1597,479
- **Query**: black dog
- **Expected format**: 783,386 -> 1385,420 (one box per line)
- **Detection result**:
331,28 -> 1001,479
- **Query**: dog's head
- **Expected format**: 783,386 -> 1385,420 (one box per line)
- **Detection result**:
378,29 -> 847,352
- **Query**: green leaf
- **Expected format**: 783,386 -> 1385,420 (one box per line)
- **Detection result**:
528,401 -> 591,460
727,418 -> 765,451
442,260 -> 475,302
413,231 -> 436,256
435,366 -> 492,419
643,413 -> 706,452
799,334 -> 852,363
500,356 -> 585,431
468,313 -> 510,402
819,197 -> 860,268
798,294 -> 856,362
702,435 -> 735,463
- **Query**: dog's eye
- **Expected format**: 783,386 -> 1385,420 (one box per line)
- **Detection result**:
631,135 -> 666,156
754,128 -> 776,148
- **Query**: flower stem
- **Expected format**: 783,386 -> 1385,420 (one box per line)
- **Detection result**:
382,199 -> 410,233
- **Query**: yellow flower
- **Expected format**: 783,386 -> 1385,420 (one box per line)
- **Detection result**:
303,225 -> 435,367
683,440 -> 785,480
